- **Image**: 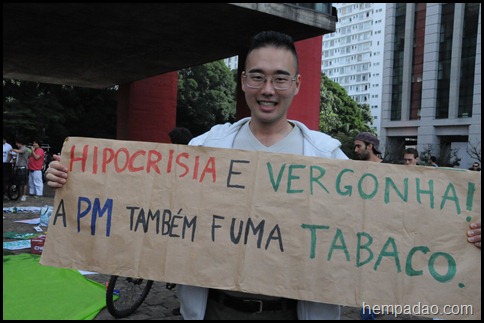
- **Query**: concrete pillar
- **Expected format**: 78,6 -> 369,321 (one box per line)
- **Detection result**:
236,36 -> 323,130
116,72 -> 178,143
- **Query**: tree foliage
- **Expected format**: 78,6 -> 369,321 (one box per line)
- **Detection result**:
176,60 -> 236,136
319,73 -> 374,158
3,79 -> 117,154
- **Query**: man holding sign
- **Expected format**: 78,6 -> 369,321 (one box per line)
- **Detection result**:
47,31 -> 348,320
46,31 -> 480,320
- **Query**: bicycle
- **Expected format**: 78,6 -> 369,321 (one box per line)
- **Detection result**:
3,163 -> 21,200
105,275 -> 154,318
105,275 -> 178,318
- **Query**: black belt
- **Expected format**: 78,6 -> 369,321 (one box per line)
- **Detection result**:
208,289 -> 297,313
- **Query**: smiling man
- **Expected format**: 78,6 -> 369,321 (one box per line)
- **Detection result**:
177,31 -> 349,320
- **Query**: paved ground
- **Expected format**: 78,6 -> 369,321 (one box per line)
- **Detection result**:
3,186 -> 431,320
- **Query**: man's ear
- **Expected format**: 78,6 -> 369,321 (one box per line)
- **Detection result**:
294,74 -> 301,95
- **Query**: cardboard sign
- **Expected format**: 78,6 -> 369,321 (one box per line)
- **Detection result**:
40,137 -> 481,319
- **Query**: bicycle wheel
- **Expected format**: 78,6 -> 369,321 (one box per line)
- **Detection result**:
7,184 -> 20,201
106,275 -> 154,318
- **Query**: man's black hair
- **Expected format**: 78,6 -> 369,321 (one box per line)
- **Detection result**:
404,147 -> 419,158
169,127 -> 193,145
246,31 -> 299,73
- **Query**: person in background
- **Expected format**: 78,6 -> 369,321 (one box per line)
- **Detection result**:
3,138 -> 13,163
468,162 -> 481,171
27,140 -> 45,198
353,132 -> 382,163
403,147 -> 419,166
8,149 -> 17,164
169,127 -> 193,145
11,138 -> 30,202
429,156 -> 438,167
3,138 -> 14,199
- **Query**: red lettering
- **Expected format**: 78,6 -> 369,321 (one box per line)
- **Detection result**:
200,157 -> 217,183
167,149 -> 175,173
102,148 -> 115,173
193,156 -> 200,180
67,144 -> 217,183
128,150 -> 145,172
93,146 -> 98,174
147,150 -> 162,174
114,148 -> 129,173
70,145 -> 89,172
176,153 -> 190,177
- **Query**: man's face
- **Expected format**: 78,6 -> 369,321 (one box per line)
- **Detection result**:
242,46 -> 300,126
403,153 -> 418,166
354,140 -> 371,160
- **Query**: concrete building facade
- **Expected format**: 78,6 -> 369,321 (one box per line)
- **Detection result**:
380,3 -> 481,168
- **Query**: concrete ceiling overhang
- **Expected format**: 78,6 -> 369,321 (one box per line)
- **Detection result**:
3,3 -> 336,89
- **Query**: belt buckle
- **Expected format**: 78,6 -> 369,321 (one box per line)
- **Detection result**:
243,299 -> 263,313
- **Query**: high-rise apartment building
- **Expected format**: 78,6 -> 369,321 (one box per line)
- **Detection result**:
224,56 -> 239,71
323,3 -> 481,168
322,3 -> 387,134
380,3 -> 481,168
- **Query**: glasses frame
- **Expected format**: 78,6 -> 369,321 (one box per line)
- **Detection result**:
242,72 -> 297,91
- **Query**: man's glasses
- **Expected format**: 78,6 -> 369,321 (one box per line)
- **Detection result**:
243,72 -> 297,90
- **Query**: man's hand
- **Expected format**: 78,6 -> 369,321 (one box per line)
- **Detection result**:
45,154 -> 68,188
467,220 -> 481,249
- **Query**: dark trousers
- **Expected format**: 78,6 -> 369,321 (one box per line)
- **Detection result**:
204,296 -> 298,320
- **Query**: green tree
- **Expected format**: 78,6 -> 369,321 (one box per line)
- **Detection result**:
3,79 -> 117,154
319,73 -> 374,158
176,60 -> 236,136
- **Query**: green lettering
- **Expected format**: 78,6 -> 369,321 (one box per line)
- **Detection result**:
416,178 -> 434,209
405,246 -> 430,276
301,224 -> 330,259
328,228 -> 350,261
466,182 -> 475,211
266,162 -> 286,192
336,168 -> 354,196
287,164 -> 305,194
440,183 -> 461,215
358,173 -> 378,199
309,165 -> 329,195
384,177 -> 408,204
356,232 -> 373,267
428,252 -> 456,283
374,237 -> 401,272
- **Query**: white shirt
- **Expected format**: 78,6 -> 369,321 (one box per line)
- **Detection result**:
3,142 -> 13,163
179,117 -> 347,320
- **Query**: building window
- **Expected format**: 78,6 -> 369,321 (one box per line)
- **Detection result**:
436,3 -> 455,119
409,3 -> 426,120
458,3 -> 479,118
391,4 -> 407,121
